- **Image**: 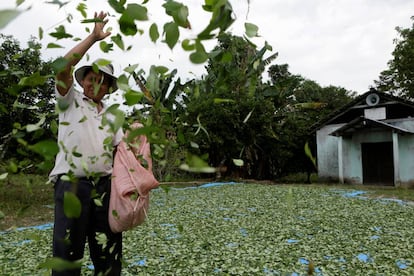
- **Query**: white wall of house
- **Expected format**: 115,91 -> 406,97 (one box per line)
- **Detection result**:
316,124 -> 343,181
341,137 -> 362,184
397,134 -> 414,185
317,118 -> 414,186
345,130 -> 392,184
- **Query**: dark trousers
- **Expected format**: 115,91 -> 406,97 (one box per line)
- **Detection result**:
52,175 -> 122,276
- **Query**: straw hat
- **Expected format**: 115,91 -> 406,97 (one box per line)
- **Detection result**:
74,59 -> 118,93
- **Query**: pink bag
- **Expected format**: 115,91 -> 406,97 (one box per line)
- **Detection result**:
109,123 -> 159,233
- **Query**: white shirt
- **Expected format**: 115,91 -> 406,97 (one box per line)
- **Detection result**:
49,85 -> 124,178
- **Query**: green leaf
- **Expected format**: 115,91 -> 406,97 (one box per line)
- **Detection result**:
104,106 -> 125,133
124,64 -> 139,74
49,25 -> 73,39
38,257 -> 82,271
190,49 -> 208,64
190,40 -> 208,64
125,3 -> 148,21
94,198 -> 103,207
111,34 -> 125,50
221,51 -> 232,62
108,0 -> 126,13
149,23 -> 160,43
0,210 -> 4,219
180,154 -> 216,173
163,1 -> 191,28
0,9 -> 21,29
50,119 -> 58,135
38,27 -> 44,40
177,224 -> 184,233
305,142 -> 317,168
232,158 -> 244,167
112,209 -> 119,219
160,184 -> 171,194
99,41 -> 113,53
63,192 -> 81,218
213,98 -> 235,104
105,103 -> 121,114
190,141 -> 199,148
26,115 -> 46,132
245,22 -> 259,38
81,18 -> 103,24
164,22 -> 179,49
124,90 -> 143,106
28,140 -> 59,160
96,233 -> 108,247
198,0 -> 235,39
47,43 -> 64,49
243,109 -> 254,123
0,173 -> 8,180
71,149 -> 82,158
119,13 -> 137,36
18,72 -> 49,87
43,0 -> 68,8
154,66 -> 169,74
78,116 -> 87,123
56,97 -> 70,112
51,57 -> 69,74
181,39 -> 195,51
76,3 -> 87,18
116,74 -> 130,91
7,161 -> 18,173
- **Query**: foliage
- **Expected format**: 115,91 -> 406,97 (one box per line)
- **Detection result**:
1,183 -> 414,275
127,66 -> 194,181
266,64 -> 356,178
375,16 -> 414,99
182,33 -> 278,179
0,0 -> 259,178
0,34 -> 56,172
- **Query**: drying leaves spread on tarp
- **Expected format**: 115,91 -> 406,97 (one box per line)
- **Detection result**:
1,184 -> 413,275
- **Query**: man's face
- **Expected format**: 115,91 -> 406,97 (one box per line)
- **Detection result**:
81,71 -> 111,102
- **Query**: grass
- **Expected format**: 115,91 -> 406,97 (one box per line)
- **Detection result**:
0,174 -> 53,231
1,182 -> 414,275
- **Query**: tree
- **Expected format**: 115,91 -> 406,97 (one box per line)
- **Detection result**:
129,66 -> 194,180
182,33 -> 277,179
375,16 -> 414,98
0,0 -> 259,178
0,34 -> 56,172
0,1 -> 263,271
266,64 -> 356,180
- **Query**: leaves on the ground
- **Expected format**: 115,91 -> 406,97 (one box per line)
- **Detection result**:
1,184 -> 413,275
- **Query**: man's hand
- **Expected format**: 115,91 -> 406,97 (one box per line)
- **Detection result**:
92,11 -> 111,41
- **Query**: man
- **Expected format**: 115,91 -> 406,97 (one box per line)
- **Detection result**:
49,11 -> 123,275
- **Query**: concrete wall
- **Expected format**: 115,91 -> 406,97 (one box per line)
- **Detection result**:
316,116 -> 414,186
316,124 -> 343,181
317,119 -> 414,185
342,137 -> 361,184
343,130 -> 392,184
397,134 -> 414,186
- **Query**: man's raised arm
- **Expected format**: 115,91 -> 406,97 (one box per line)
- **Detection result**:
56,11 -> 111,96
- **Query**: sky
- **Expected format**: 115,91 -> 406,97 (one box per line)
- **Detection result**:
0,0 -> 413,95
